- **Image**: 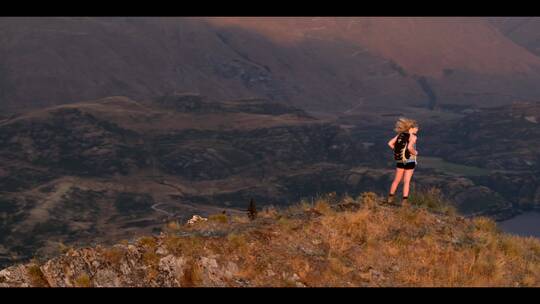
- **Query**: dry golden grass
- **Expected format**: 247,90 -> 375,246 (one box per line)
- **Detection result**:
163,189 -> 540,287
163,234 -> 184,256
162,234 -> 205,258
260,206 -> 279,219
409,186 -> 457,215
142,251 -> 160,267
208,213 -> 229,224
51,189 -> 535,287
313,200 -> 333,215
181,260 -> 203,287
137,236 -> 158,250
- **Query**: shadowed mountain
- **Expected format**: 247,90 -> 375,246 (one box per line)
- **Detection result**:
488,17 -> 540,57
3,17 -> 540,114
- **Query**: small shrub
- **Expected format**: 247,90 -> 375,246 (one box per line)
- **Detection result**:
358,192 -> 379,208
163,235 -> 203,257
247,199 -> 258,220
409,187 -> 456,214
227,233 -> 247,249
165,220 -> 182,232
300,199 -> 312,211
137,236 -> 158,250
102,246 -> 125,266
163,234 -> 183,256
341,194 -> 356,205
286,201 -> 310,215
74,273 -> 92,287
322,192 -> 339,205
231,215 -> 250,224
277,217 -> 293,230
398,205 -> 419,223
328,257 -> 353,275
58,242 -> 72,254
27,264 -> 48,287
142,251 -> 160,267
473,217 -> 498,234
260,206 -> 279,219
181,260 -> 203,287
313,200 -> 332,215
183,236 -> 204,256
146,268 -> 159,282
498,236 -> 523,257
209,213 -> 229,224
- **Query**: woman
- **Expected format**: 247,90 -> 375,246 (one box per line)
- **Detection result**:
386,117 -> 419,206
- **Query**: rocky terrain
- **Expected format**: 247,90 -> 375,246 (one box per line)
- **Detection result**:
1,192 -> 539,287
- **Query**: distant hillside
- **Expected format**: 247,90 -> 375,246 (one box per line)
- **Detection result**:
488,17 -> 540,57
2,94 -> 538,268
3,17 -> 540,113
1,191 -> 539,287
0,94 -> 371,268
208,17 -> 540,77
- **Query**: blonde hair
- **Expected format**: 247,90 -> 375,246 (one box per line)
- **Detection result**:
394,117 -> 418,133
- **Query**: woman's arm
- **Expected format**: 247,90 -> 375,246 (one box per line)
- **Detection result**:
388,135 -> 398,150
407,135 -> 418,156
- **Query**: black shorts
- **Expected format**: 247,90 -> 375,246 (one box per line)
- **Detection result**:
396,162 -> 416,170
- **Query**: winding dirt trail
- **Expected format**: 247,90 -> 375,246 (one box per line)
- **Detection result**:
151,203 -> 174,217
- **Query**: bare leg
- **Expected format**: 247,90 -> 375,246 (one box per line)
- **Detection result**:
390,168 -> 405,195
402,169 -> 415,197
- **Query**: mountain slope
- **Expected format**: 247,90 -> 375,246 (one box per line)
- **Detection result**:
1,192 -> 539,287
488,17 -> 540,57
208,17 -> 540,77
3,17 -> 540,113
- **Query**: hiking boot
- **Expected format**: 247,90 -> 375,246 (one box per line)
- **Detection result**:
401,197 -> 410,207
386,194 -> 400,206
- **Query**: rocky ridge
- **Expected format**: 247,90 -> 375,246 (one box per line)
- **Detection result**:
1,192 -> 539,287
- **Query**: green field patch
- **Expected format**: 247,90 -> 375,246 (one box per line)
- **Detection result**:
419,156 -> 490,176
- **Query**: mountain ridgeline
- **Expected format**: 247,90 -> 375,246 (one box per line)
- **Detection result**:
3,17 -> 540,113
